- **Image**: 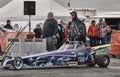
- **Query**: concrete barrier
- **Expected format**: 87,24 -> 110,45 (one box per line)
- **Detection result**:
7,38 -> 46,57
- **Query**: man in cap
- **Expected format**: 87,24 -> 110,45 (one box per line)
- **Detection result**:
68,11 -> 82,41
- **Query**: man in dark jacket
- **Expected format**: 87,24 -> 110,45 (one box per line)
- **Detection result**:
56,20 -> 65,49
4,20 -> 13,29
34,24 -> 42,38
81,19 -> 86,43
68,11 -> 82,41
42,12 -> 58,51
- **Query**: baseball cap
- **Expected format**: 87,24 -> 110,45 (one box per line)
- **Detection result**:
70,11 -> 77,15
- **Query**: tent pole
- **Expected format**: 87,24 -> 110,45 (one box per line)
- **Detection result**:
29,15 -> 31,32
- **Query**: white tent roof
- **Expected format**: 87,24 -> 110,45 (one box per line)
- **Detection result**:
93,11 -> 120,18
1,0 -> 120,11
0,0 -> 71,21
57,0 -> 120,11
0,0 -> 12,8
93,15 -> 120,18
103,12 -> 120,15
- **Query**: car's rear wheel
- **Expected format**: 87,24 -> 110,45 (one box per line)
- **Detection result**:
97,55 -> 110,67
13,57 -> 23,70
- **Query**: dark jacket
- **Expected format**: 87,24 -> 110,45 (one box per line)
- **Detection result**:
68,18 -> 82,39
34,28 -> 42,38
56,24 -> 65,38
4,24 -> 13,29
81,23 -> 86,36
43,18 -> 58,37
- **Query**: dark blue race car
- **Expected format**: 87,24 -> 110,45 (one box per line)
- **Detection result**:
2,41 -> 110,70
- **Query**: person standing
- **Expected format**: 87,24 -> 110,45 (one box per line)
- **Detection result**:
81,19 -> 86,43
105,26 -> 112,44
13,24 -> 19,32
101,22 -> 108,44
4,20 -> 13,30
34,24 -> 42,38
42,12 -> 58,51
64,25 -> 69,42
56,20 -> 65,49
97,18 -> 104,45
68,11 -> 82,41
88,20 -> 98,47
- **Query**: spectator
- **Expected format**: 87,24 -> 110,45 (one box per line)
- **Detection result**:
42,12 -> 58,51
81,19 -> 86,43
64,25 -> 69,42
34,24 -> 42,38
105,26 -> 112,44
97,18 -> 104,45
88,20 -> 98,47
13,24 -> 19,32
56,20 -> 65,49
101,22 -> 108,44
4,20 -> 13,29
68,11 -> 82,41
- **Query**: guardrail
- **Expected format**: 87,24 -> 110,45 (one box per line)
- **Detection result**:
7,38 -> 46,57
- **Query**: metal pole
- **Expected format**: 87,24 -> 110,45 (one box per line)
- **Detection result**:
29,15 -> 31,32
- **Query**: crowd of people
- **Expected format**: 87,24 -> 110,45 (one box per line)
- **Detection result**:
88,19 -> 112,47
1,11 -> 113,52
39,11 -> 112,51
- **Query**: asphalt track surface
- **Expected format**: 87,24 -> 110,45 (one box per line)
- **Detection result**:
0,58 -> 120,77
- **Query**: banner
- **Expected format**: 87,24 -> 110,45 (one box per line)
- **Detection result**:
0,32 -> 27,52
111,30 -> 120,54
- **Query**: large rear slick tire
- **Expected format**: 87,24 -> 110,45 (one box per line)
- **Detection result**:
96,55 -> 110,67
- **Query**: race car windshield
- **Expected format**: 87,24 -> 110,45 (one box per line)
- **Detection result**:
64,44 -> 74,50
58,43 -> 74,51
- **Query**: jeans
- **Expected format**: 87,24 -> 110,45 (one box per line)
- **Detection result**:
46,37 -> 56,51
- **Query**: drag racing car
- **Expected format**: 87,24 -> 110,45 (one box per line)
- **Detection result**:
2,41 -> 110,70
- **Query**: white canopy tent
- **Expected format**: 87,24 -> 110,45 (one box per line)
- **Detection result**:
0,0 -> 71,21
93,11 -> 120,18
0,0 -> 12,8
103,12 -> 120,15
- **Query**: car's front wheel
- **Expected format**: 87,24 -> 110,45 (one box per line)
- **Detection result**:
13,57 -> 23,70
96,55 -> 110,67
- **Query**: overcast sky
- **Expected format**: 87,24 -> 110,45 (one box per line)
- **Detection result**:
0,0 -> 120,11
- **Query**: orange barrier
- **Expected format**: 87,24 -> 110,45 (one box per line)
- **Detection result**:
111,30 -> 120,54
0,32 -> 27,52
